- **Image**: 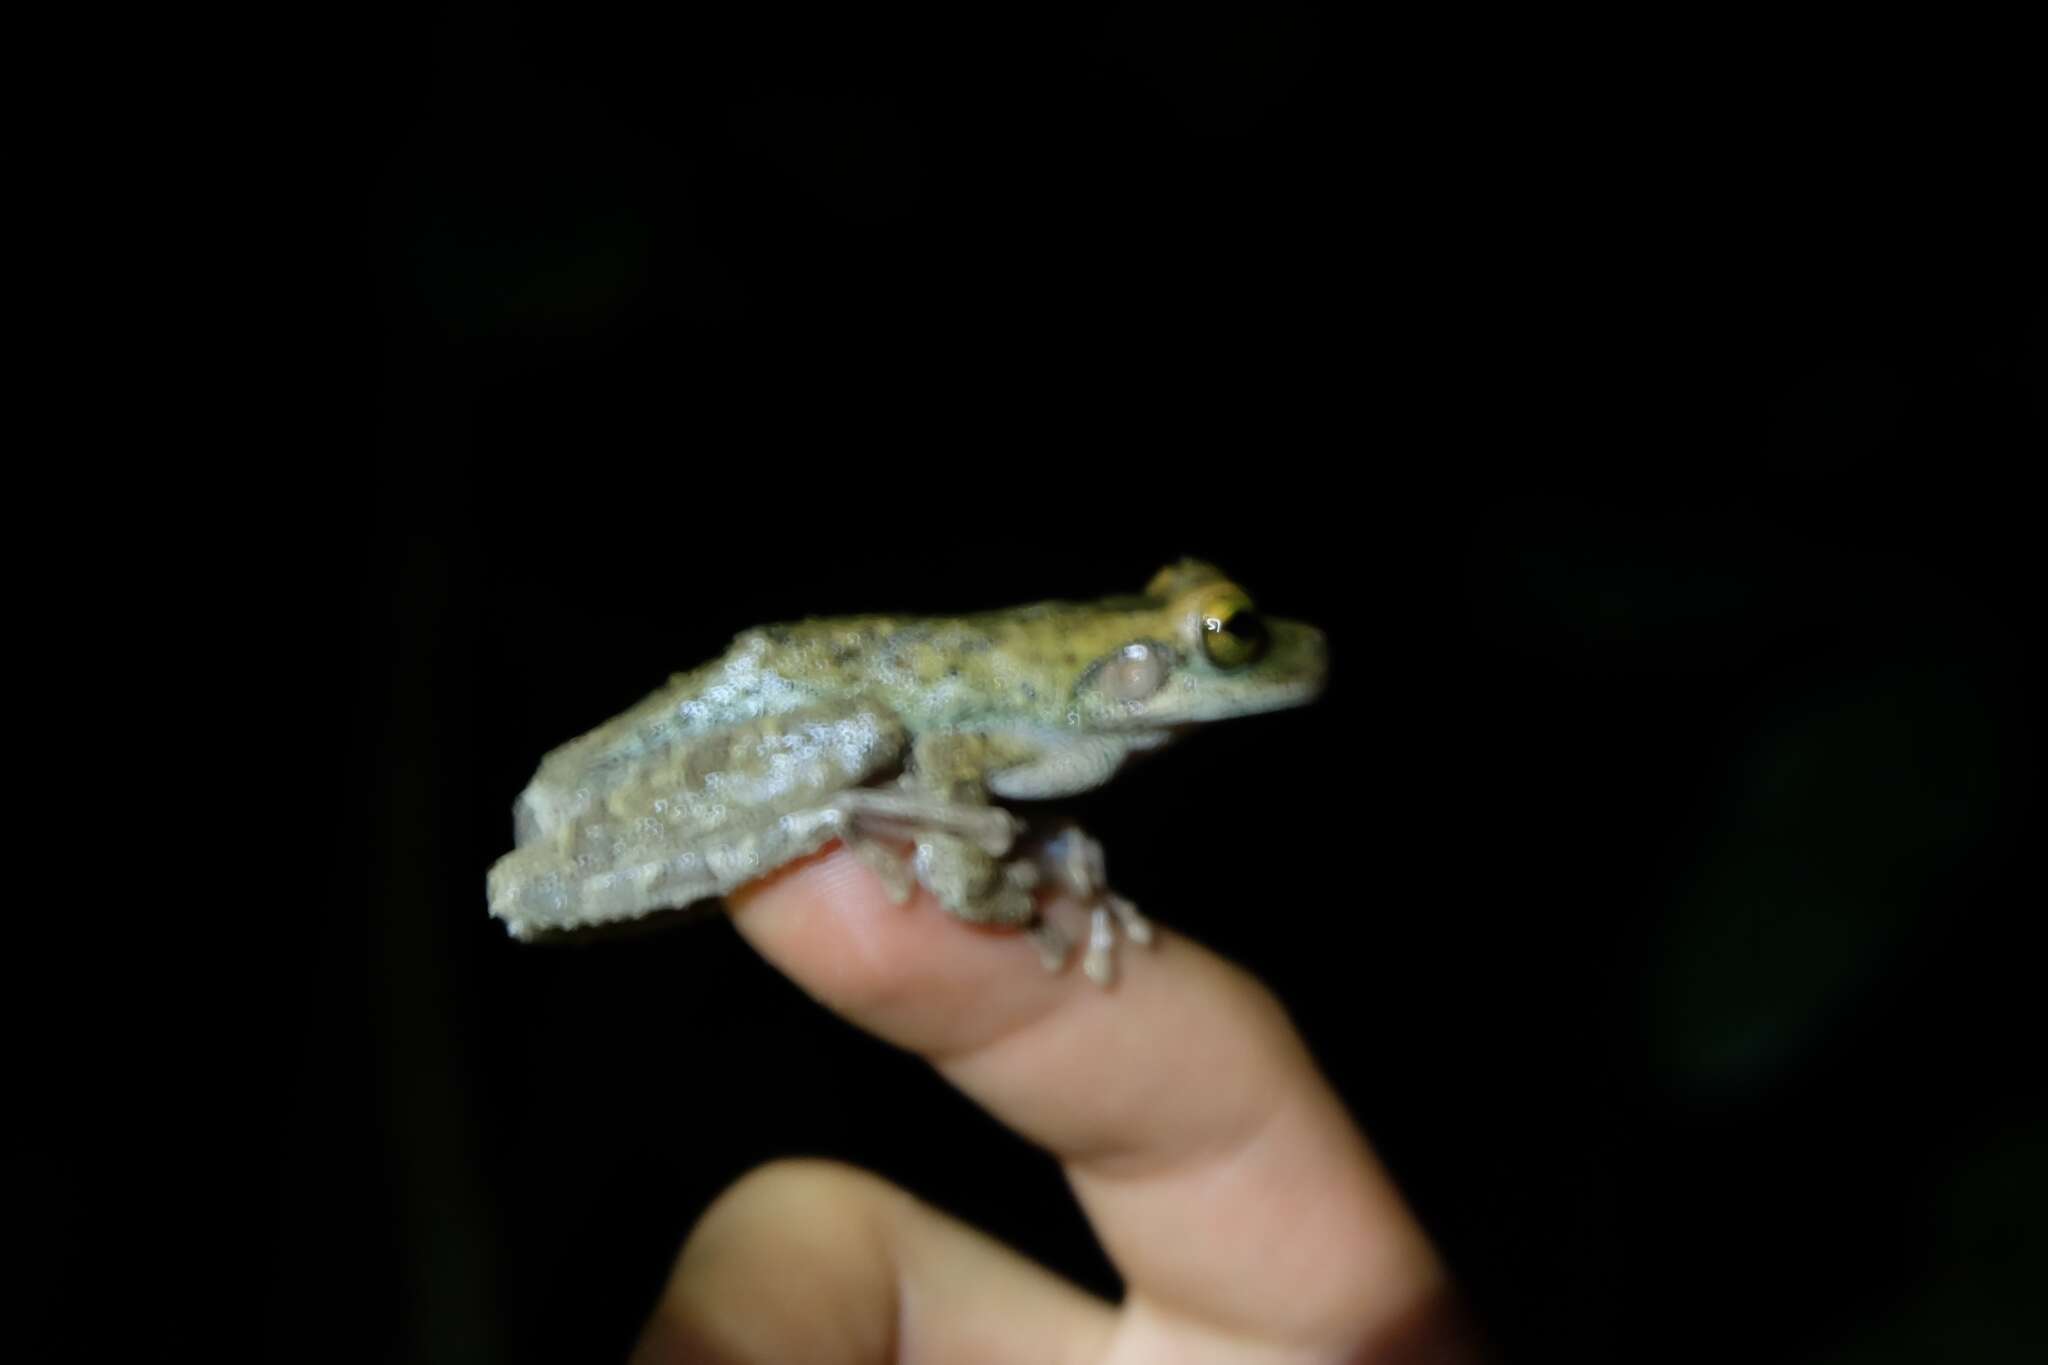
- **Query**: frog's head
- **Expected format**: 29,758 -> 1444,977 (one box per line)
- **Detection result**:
1068,560 -> 1328,732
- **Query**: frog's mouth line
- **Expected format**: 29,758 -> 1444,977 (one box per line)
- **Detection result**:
1173,677 -> 1328,725
1154,681 -> 1325,736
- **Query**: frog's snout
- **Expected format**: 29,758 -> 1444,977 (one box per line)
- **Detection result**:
1271,617 -> 1330,697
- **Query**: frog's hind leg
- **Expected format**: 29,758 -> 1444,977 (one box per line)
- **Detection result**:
829,787 -> 1150,987
833,787 -> 1036,920
831,787 -> 1020,855
834,791 -> 1065,966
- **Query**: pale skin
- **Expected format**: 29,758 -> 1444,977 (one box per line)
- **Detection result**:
630,848 -> 1488,1364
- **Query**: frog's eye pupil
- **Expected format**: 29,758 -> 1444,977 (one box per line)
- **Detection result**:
1201,604 -> 1268,667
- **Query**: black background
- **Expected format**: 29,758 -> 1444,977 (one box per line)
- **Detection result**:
85,4 -> 2044,1361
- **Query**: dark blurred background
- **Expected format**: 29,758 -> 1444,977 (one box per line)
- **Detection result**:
94,4 -> 2046,1360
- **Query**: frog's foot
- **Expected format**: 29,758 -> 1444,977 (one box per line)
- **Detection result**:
911,830 -> 1040,926
834,799 -> 1146,987
847,834 -> 916,904
1029,823 -> 1153,986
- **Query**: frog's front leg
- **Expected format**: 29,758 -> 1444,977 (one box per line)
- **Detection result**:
1031,823 -> 1154,985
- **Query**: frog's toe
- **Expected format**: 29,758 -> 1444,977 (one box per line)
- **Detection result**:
1082,907 -> 1119,986
1028,918 -> 1072,971
1031,890 -> 1150,986
1035,822 -> 1109,899
848,835 -> 915,904
1025,824 -> 1151,986
1107,894 -> 1152,945
1003,856 -> 1041,894
985,857 -> 1044,926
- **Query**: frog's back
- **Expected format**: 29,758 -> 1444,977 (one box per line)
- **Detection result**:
513,633 -> 829,844
490,696 -> 909,937
509,596 -> 1126,843
741,602 -> 1144,732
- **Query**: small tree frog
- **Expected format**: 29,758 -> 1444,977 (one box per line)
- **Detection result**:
487,560 -> 1327,984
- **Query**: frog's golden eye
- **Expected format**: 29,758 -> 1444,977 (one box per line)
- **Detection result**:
1200,594 -> 1267,669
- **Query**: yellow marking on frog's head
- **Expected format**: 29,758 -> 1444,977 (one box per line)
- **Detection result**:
1061,561 -> 1328,732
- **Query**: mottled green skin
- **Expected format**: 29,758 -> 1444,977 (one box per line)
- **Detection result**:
487,560 -> 1326,942
737,593 -> 1325,730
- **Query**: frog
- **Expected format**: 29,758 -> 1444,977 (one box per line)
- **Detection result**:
485,559 -> 1328,985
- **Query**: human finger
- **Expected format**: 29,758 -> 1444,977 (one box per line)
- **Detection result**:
727,846 -> 1469,1359
631,1158 -> 1114,1365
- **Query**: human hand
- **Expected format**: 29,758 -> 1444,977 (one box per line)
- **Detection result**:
631,847 -> 1484,1363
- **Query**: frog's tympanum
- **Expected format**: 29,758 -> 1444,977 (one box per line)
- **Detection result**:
487,561 -> 1327,985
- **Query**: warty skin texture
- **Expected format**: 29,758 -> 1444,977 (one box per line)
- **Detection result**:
486,560 -> 1326,979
